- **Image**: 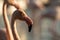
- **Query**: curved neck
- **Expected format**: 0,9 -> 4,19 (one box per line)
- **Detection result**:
3,2 -> 14,40
11,17 -> 21,40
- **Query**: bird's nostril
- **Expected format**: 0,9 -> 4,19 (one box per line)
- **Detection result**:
28,24 -> 32,32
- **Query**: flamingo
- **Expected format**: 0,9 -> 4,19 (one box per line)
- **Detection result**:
0,0 -> 33,40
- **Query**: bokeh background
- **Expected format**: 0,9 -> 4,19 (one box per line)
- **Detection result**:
0,0 -> 60,40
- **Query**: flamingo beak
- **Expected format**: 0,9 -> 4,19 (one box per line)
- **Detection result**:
25,17 -> 33,32
28,24 -> 32,32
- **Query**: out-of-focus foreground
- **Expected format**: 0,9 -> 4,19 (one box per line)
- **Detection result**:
0,0 -> 60,40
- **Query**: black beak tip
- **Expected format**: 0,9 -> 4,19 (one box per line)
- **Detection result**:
28,24 -> 32,32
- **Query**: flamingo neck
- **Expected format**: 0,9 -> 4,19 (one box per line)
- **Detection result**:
3,2 -> 14,40
11,18 -> 21,40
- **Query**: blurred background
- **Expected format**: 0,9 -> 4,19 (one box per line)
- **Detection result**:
0,0 -> 60,40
